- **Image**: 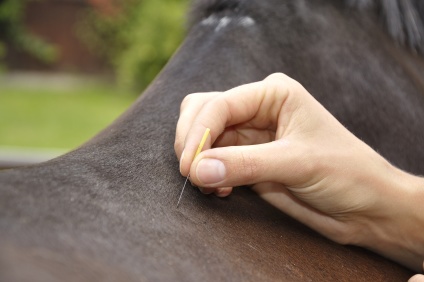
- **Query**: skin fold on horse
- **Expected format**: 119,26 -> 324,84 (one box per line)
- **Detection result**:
1,0 -> 423,281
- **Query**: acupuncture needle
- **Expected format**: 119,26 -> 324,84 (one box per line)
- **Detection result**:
177,128 -> 210,207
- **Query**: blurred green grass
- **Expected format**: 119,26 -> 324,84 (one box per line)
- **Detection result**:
0,82 -> 137,149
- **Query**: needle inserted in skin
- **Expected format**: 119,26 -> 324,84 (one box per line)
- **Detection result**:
177,128 -> 210,207
176,174 -> 190,208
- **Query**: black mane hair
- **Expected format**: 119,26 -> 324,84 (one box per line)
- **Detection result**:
188,0 -> 250,25
347,0 -> 424,52
189,0 -> 424,53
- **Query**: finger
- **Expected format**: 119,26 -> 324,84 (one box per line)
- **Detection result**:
189,140 -> 318,189
215,187 -> 233,197
213,127 -> 276,147
198,187 -> 233,197
181,78 -> 293,176
175,92 -> 218,160
408,274 -> 424,282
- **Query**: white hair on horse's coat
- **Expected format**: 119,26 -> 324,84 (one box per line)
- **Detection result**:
347,0 -> 424,52
216,16 -> 231,31
201,15 -> 218,25
239,16 -> 255,27
191,0 -> 423,52
201,15 -> 255,31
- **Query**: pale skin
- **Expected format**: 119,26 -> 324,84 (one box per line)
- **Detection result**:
174,73 -> 424,279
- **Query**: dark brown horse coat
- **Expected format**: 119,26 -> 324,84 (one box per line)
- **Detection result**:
1,0 -> 423,281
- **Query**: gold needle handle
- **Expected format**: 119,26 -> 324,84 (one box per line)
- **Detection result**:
177,128 -> 210,207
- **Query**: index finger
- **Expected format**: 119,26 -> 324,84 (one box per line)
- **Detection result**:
180,78 -> 291,175
175,92 -> 218,159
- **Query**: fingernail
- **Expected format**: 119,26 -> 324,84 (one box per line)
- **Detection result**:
196,159 -> 226,184
179,150 -> 185,174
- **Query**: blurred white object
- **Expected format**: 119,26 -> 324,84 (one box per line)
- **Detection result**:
0,146 -> 67,169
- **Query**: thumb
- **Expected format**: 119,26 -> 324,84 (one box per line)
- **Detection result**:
409,274 -> 424,282
190,140 -> 304,188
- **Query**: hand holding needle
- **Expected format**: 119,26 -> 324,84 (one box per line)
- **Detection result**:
177,128 -> 210,207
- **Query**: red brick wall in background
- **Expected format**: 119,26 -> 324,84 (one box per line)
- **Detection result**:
5,0 -> 109,73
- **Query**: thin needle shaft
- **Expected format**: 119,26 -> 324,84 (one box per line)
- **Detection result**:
176,128 -> 210,208
177,174 -> 189,208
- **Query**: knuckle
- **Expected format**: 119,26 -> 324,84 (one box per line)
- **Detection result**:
263,75 -> 290,97
290,79 -> 306,95
264,73 -> 305,98
265,72 -> 287,81
180,93 -> 197,111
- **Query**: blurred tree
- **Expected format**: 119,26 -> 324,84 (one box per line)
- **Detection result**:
0,0 -> 58,70
78,0 -> 189,91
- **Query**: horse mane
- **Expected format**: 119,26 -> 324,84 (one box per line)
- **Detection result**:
346,0 -> 424,53
188,0 -> 249,24
189,0 -> 424,54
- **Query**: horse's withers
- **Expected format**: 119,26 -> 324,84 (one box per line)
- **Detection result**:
1,0 -> 423,280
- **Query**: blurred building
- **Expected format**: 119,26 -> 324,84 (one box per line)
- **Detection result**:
4,0 -> 112,73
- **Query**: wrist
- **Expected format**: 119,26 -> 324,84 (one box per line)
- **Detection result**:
356,163 -> 424,271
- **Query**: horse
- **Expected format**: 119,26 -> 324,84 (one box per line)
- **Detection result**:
1,0 -> 423,280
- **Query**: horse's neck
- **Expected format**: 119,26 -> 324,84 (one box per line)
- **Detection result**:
0,0 -> 420,281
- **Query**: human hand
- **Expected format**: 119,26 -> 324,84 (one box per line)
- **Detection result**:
174,73 -> 424,271
409,262 -> 424,282
409,274 -> 424,282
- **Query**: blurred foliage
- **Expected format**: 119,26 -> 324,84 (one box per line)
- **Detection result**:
0,0 -> 58,69
0,41 -> 5,72
78,0 -> 189,90
0,82 -> 136,149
